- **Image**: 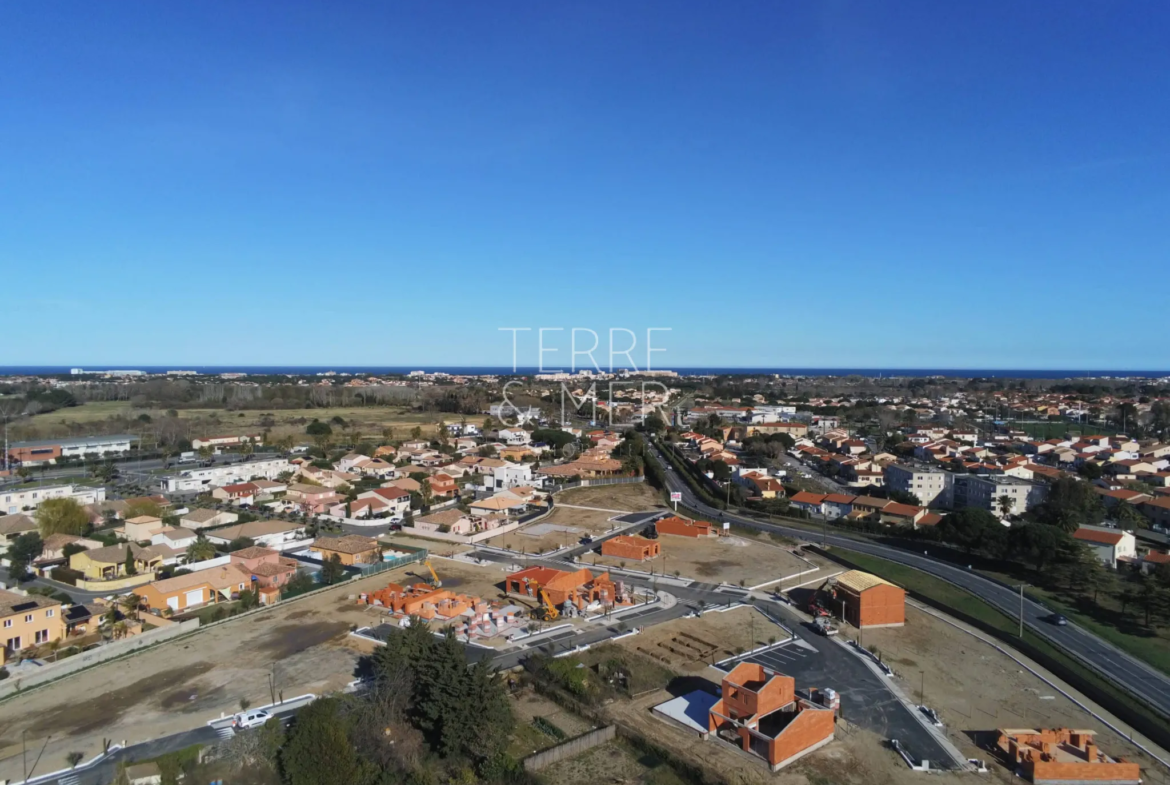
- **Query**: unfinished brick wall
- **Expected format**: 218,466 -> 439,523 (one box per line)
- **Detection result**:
770,709 -> 836,768
842,583 -> 905,628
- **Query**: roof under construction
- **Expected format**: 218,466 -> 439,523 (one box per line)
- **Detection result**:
835,569 -> 901,593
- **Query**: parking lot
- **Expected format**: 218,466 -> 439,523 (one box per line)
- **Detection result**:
715,627 -> 958,770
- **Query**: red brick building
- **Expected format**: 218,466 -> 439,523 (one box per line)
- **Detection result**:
601,535 -> 660,561
707,662 -> 837,770
835,570 -> 905,629
656,516 -> 713,538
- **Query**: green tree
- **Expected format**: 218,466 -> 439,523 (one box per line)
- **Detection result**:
280,697 -> 369,785
997,494 -> 1015,519
123,547 -> 138,576
414,629 -> 472,757
6,533 -> 43,581
1115,502 -> 1148,529
36,498 -> 90,537
321,553 -> 345,585
410,426 -> 423,440
186,535 -> 217,562
124,499 -> 163,520
237,588 -> 259,610
938,507 -> 1004,555
1034,477 -> 1104,533
306,420 -> 332,437
1008,522 -> 1067,573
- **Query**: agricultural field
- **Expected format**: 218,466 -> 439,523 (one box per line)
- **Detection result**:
16,402 -> 447,443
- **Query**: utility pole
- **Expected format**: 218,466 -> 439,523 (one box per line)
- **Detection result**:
1018,583 -> 1026,639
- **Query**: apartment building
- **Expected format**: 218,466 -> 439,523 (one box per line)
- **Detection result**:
2,484 -> 107,516
945,474 -> 1047,517
883,464 -> 948,507
160,457 -> 292,493
6,434 -> 137,465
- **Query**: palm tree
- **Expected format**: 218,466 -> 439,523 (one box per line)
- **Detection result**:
119,594 -> 141,622
240,440 -> 255,458
997,495 -> 1015,518
186,535 -> 217,562
112,621 -> 128,640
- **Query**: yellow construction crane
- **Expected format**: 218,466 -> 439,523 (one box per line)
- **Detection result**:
423,559 -> 442,587
529,581 -> 559,621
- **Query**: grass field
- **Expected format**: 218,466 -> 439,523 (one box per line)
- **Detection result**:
18,402 -> 448,442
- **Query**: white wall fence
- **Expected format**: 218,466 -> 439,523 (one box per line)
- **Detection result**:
0,619 -> 201,700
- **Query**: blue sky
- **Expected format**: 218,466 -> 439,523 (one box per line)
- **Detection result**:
2,2 -> 1168,370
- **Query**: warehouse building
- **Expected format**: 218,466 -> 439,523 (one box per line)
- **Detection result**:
6,434 -> 137,465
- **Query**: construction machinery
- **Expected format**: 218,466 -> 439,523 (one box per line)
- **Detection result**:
812,615 -> 838,637
423,559 -> 442,588
529,581 -> 559,621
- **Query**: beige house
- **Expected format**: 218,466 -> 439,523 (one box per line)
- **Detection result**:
180,508 -> 239,530
1,589 -> 65,662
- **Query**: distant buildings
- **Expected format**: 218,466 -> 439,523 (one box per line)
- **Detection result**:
6,434 -> 137,465
2,483 -> 106,516
883,464 -> 948,507
159,457 -> 292,493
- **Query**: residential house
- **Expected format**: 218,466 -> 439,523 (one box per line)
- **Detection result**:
36,533 -> 103,566
229,546 -> 299,588
468,494 -> 529,516
485,462 -> 534,491
0,514 -> 38,551
285,483 -> 345,514
705,662 -> 837,771
204,520 -> 306,549
70,543 -> 165,581
496,428 -> 533,446
788,492 -> 827,516
883,464 -> 948,507
1073,525 -> 1137,568
656,516 -> 713,538
150,526 -> 199,550
1,589 -> 65,661
415,509 -> 504,536
2,483 -> 107,515
428,473 -> 458,497
601,535 -> 660,561
137,564 -> 253,612
996,728 -> 1139,785
311,534 -> 381,565
211,482 -> 260,506
179,508 -> 239,530
123,515 -> 165,541
355,486 -> 411,517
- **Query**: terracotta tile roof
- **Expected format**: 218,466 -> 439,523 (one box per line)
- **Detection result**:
1073,528 -> 1126,546
315,534 -> 379,555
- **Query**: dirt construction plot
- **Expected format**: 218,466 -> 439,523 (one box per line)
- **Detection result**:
846,603 -> 1167,779
555,482 -> 664,512
591,533 -> 815,587
616,606 -> 782,671
381,532 -> 473,557
0,564 -> 497,781
502,506 -> 624,553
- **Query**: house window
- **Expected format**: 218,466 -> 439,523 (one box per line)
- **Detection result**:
35,629 -> 50,644
24,614 -> 33,623
3,619 -> 10,628
46,609 -> 54,618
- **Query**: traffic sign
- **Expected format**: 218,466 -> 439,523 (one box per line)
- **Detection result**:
670,492 -> 681,501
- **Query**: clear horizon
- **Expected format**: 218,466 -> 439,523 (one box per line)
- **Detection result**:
3,3 -> 1168,368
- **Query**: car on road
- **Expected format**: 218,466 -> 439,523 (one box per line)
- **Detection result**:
578,536 -> 594,544
233,709 -> 272,729
1047,613 -> 1068,626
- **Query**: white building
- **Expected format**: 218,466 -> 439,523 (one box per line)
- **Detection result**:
2,484 -> 107,515
496,428 -> 532,446
486,462 -> 534,491
884,464 -> 949,507
945,474 -> 1047,518
8,434 -> 137,464
1073,525 -> 1137,568
191,434 -> 262,450
160,457 -> 292,493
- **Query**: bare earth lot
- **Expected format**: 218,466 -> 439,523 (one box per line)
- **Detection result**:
617,606 -> 782,671
0,560 -> 506,780
846,603 -> 1167,779
591,533 -> 814,587
556,482 -> 664,512
504,507 -> 625,553
382,532 -> 473,557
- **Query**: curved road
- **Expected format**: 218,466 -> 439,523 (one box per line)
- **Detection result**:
651,443 -> 1170,720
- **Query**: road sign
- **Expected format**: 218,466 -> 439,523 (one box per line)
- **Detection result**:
669,492 -> 681,501
723,521 -> 730,531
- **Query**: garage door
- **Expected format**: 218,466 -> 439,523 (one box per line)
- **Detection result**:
167,596 -> 180,611
185,589 -> 204,607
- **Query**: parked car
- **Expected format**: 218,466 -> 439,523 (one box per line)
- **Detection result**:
233,709 -> 272,729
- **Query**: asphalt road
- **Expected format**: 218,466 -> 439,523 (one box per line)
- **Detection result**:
651,443 -> 1170,721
